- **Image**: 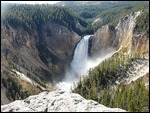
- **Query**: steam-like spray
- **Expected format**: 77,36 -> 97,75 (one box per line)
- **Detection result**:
56,35 -> 92,91
56,35 -> 114,91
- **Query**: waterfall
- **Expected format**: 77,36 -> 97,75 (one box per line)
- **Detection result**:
55,35 -> 113,92
71,35 -> 92,77
55,35 -> 92,91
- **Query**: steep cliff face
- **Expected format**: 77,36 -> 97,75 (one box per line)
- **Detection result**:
36,21 -> 80,80
1,23 -> 79,80
132,30 -> 149,55
114,11 -> 141,53
1,21 -> 80,104
1,90 -> 126,112
115,10 -> 149,55
90,10 -> 149,57
89,25 -> 116,58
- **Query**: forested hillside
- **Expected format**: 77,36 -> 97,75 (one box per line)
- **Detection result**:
135,8 -> 149,33
1,1 -> 148,35
2,4 -> 89,35
73,52 -> 149,112
68,1 -> 148,31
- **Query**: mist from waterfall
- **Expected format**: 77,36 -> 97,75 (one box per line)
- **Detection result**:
56,35 -> 115,92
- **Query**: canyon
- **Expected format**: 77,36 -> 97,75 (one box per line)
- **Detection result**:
1,1 -> 149,112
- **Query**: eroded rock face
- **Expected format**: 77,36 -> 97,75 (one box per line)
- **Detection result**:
1,20 -> 80,80
132,28 -> 149,55
1,91 -> 126,112
90,11 -> 143,58
90,25 -> 116,58
1,21 -> 80,104
114,11 -> 141,53
37,21 -> 80,80
114,11 -> 149,55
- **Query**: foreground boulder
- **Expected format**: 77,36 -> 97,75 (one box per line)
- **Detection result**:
1,90 -> 126,112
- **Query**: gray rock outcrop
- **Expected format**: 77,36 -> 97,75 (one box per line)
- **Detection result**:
1,91 -> 126,112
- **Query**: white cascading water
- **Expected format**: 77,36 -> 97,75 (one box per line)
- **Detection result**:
56,35 -> 92,91
56,35 -> 114,92
71,35 -> 92,77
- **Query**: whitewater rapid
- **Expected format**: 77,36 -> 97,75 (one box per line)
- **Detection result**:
56,35 -> 115,92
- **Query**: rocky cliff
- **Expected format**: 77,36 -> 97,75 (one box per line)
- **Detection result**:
114,11 -> 141,53
90,10 -> 149,58
1,90 -> 126,112
89,25 -> 116,58
1,20 -> 80,104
